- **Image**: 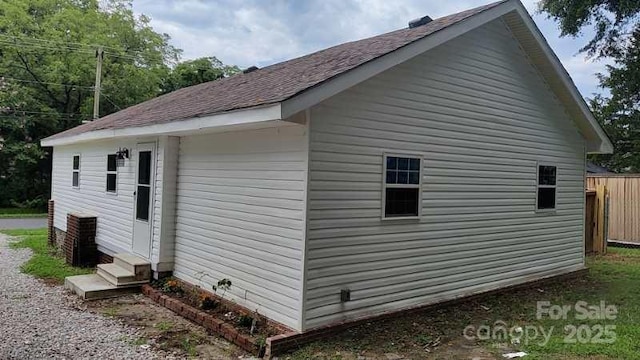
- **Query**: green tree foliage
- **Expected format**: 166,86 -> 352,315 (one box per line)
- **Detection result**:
161,57 -> 239,94
0,0 -> 236,208
540,0 -> 640,172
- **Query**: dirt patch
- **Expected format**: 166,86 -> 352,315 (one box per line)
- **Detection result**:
83,294 -> 248,359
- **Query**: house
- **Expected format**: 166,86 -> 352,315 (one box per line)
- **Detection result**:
41,0 -> 613,333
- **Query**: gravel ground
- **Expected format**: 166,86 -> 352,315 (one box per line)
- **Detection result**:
0,233 -> 177,360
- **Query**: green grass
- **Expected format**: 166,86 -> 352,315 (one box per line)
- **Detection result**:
288,247 -> 640,360
0,208 -> 47,218
155,321 -> 174,331
1,228 -> 93,283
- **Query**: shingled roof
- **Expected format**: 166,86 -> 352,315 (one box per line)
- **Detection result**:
45,1 -> 505,141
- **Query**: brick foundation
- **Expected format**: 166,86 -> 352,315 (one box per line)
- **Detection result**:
98,251 -> 113,264
142,285 -> 267,356
64,213 -> 97,267
47,200 -> 55,246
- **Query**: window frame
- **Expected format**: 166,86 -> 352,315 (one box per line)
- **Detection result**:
72,154 -> 81,189
106,154 -> 118,194
381,153 -> 423,220
535,162 -> 557,213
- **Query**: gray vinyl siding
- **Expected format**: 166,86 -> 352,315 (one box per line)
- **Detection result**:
304,19 -> 586,329
172,125 -> 307,330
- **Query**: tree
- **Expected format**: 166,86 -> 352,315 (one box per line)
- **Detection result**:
540,0 -> 640,172
0,0 -> 182,208
161,57 -> 240,94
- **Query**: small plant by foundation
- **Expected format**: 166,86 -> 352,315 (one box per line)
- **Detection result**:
199,294 -> 219,310
212,278 -> 232,299
237,314 -> 254,329
162,279 -> 183,294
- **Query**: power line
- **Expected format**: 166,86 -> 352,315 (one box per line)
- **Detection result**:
1,77 -> 95,90
2,110 -> 80,116
101,93 -> 122,111
0,114 -> 88,120
0,39 -> 96,55
0,34 -> 146,59
0,40 -> 141,61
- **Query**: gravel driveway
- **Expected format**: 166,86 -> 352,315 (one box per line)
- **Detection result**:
0,233 -> 176,360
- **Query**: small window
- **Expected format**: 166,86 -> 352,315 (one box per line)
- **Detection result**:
537,165 -> 557,210
106,154 -> 117,193
383,155 -> 422,218
72,155 -> 80,188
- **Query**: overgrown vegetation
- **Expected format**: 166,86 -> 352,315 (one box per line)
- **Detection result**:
0,0 -> 238,209
288,248 -> 640,359
540,0 -> 640,172
2,228 -> 92,283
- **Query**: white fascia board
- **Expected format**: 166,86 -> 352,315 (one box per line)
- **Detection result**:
280,1 -> 520,119
41,103 -> 282,147
510,3 -> 613,154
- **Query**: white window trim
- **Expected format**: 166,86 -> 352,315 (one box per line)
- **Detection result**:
381,153 -> 423,220
106,154 -> 118,194
535,162 -> 557,213
72,154 -> 81,189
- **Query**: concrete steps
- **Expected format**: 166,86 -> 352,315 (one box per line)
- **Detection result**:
65,253 -> 151,300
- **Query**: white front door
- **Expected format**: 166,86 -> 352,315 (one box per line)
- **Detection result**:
132,143 -> 155,258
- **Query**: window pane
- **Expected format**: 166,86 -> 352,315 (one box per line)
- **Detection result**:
397,171 -> 408,184
72,172 -> 79,187
409,170 -> 420,184
73,156 -> 80,170
537,188 -> 556,209
138,151 -> 152,185
409,158 -> 420,171
136,185 -> 151,221
398,158 -> 409,170
386,157 -> 397,170
538,166 -> 557,186
386,170 -> 397,184
107,154 -> 117,172
385,188 -> 419,217
106,174 -> 117,192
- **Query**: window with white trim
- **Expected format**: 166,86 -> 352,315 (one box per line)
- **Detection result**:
106,154 -> 117,193
537,165 -> 556,210
72,155 -> 80,188
383,155 -> 422,218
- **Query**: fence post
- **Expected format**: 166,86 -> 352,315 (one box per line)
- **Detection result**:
594,184 -> 607,254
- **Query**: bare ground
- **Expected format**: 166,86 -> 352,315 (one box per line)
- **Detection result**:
79,294 -> 250,359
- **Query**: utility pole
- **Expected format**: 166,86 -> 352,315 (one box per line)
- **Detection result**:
91,46 -> 104,121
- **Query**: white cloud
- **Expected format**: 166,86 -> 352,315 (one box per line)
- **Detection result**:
132,0 -> 606,96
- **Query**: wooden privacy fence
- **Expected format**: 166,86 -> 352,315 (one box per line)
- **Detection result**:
585,185 -> 607,254
587,175 -> 640,244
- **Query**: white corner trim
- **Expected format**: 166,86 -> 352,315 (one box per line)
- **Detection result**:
41,104 -> 283,147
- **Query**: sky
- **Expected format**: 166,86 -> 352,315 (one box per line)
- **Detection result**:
131,0 -> 609,98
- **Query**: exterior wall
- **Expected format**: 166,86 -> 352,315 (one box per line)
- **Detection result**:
172,124 -> 308,330
304,19 -> 586,329
51,138 -> 160,259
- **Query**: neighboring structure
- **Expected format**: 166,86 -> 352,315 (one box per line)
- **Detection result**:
42,0 -> 613,332
586,161 -> 612,174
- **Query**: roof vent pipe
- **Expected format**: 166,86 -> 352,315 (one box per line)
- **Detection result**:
243,66 -> 259,74
408,15 -> 433,28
